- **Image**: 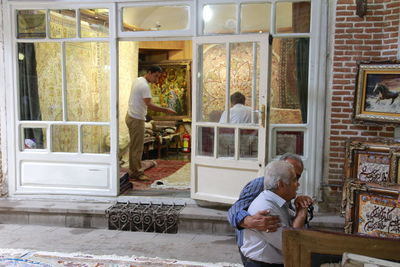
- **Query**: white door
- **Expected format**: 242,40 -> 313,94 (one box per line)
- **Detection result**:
191,34 -> 270,204
6,4 -> 118,196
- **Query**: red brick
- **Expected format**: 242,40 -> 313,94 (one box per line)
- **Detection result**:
365,40 -> 383,45
331,113 -> 351,118
346,28 -> 363,33
341,131 -> 359,135
364,51 -> 382,56
345,40 -> 363,45
336,23 -> 355,28
379,132 -> 394,137
332,124 -> 348,129
361,132 -> 379,136
354,22 -> 373,28
354,34 -> 372,39
387,2 -> 400,8
386,127 -> 395,131
337,0 -> 353,4
365,28 -> 383,33
366,17 -> 384,22
342,108 -> 353,113
350,125 -> 368,130
346,17 -> 364,22
337,11 -> 355,16
353,45 -> 372,50
373,33 -> 390,38
336,34 -> 353,39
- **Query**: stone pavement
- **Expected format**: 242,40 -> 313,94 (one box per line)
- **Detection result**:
0,223 -> 242,266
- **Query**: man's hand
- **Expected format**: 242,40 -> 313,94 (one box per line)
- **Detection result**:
164,108 -> 177,114
294,195 -> 313,209
240,210 -> 281,232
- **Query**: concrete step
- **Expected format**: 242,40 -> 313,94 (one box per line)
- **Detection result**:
0,198 -> 345,234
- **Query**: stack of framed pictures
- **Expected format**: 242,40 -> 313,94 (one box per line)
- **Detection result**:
342,139 -> 400,239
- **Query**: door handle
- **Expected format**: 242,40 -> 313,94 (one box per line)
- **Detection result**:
260,104 -> 266,128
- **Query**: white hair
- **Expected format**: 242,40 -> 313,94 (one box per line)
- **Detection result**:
263,160 -> 295,191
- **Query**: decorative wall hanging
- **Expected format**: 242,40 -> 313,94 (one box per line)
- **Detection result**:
343,139 -> 400,185
139,60 -> 191,120
354,63 -> 400,124
343,182 -> 400,239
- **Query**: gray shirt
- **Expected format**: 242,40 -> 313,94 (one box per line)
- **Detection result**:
240,190 -> 295,264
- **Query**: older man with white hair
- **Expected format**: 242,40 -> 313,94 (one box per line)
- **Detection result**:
240,160 -> 311,267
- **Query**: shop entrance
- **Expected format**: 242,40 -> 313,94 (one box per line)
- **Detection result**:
118,40 -> 193,197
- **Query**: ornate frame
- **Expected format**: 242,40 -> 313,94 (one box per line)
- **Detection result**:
343,182 -> 400,239
343,139 -> 400,185
139,60 -> 191,120
354,63 -> 400,124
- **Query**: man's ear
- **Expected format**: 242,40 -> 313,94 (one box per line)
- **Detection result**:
277,180 -> 285,189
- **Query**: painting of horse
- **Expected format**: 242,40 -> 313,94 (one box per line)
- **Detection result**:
363,75 -> 400,114
355,64 -> 400,123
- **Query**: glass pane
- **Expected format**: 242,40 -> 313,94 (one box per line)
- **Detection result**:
227,42 -> 259,124
23,127 -> 46,150
271,38 -> 309,124
80,9 -> 109,38
241,3 -> 271,33
200,43 -> 226,122
122,6 -> 189,32
18,43 -> 62,121
197,126 -> 214,157
218,128 -> 234,158
276,2 -> 310,33
49,9 -> 76,38
66,42 -> 110,122
82,125 -> 110,153
275,131 -> 304,156
240,129 -> 258,159
17,10 -> 46,39
203,4 -> 237,34
52,125 -> 78,152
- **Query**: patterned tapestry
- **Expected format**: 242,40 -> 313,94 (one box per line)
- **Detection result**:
34,12 -> 136,153
201,42 -> 258,121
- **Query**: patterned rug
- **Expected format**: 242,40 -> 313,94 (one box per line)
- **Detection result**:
121,160 -> 189,190
0,248 -> 240,267
151,163 -> 190,190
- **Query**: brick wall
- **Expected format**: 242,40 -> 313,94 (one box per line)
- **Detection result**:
322,0 -> 400,212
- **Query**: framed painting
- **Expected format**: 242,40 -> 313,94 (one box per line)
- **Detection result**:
343,182 -> 400,239
354,63 -> 400,124
283,228 -> 400,267
344,139 -> 400,184
139,60 -> 191,120
271,128 -> 305,158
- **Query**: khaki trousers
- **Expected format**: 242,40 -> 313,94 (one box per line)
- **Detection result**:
125,114 -> 145,178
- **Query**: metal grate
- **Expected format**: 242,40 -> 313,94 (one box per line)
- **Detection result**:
105,202 -> 184,233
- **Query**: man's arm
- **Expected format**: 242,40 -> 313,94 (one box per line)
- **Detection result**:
144,98 -> 176,114
227,177 -> 280,232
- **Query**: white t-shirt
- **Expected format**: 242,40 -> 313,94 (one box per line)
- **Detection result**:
127,77 -> 152,120
219,104 -> 255,124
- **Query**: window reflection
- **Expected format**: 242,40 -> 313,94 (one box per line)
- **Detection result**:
271,38 -> 309,124
218,128 -> 234,158
197,126 -> 214,156
240,129 -> 258,159
276,2 -> 310,34
52,125 -> 78,152
23,127 -> 46,150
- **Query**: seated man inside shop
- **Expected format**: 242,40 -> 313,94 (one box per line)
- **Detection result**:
227,153 -> 313,265
240,160 -> 312,267
219,92 -> 256,124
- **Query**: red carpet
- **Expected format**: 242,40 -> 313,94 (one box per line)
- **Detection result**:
121,160 -> 189,190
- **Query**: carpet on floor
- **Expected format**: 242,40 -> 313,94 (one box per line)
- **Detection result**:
121,160 -> 189,190
151,162 -> 190,190
0,248 -> 240,267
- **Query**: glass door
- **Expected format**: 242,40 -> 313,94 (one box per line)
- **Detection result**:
9,4 -> 118,196
191,34 -> 270,204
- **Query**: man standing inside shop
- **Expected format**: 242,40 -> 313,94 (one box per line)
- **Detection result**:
126,66 -> 176,181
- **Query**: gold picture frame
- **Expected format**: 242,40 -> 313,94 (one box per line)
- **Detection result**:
343,182 -> 400,239
139,60 -> 191,121
354,63 -> 400,124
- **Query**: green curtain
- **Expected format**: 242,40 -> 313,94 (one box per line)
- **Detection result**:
18,43 -> 44,148
296,38 -> 309,123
